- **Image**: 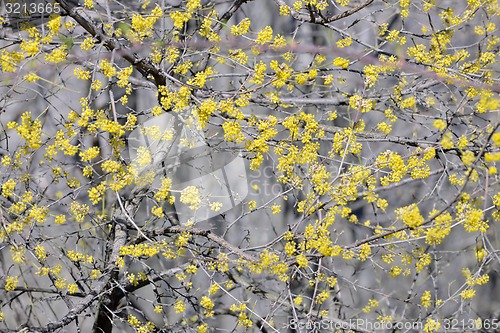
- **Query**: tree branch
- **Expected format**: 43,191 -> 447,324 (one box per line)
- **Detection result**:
56,0 -> 167,87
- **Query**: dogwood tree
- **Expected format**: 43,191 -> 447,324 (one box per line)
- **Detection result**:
1,0 -> 499,332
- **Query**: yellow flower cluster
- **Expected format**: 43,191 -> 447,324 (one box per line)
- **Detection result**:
45,45 -> 67,63
231,18 -> 251,36
80,146 -> 100,162
88,183 -> 106,204
20,39 -> 40,57
336,36 -> 352,48
358,243 -> 371,261
463,208 -> 488,232
1,50 -> 23,72
117,66 -> 133,88
180,186 -> 201,210
28,205 -> 49,223
1,179 -> 16,198
80,37 -> 95,51
195,98 -> 217,128
256,26 -> 273,45
154,178 -> 175,204
396,204 -> 424,229
461,288 -> 476,299
151,206 -> 164,218
120,242 -> 163,258
11,246 -> 26,264
421,290 -> 432,307
333,57 -> 349,69
362,299 -> 379,313
74,67 -> 91,80
35,244 -> 47,260
174,299 -> 186,313
4,276 -> 18,291
248,61 -> 266,85
16,112 -> 42,150
349,94 -> 375,113
229,304 -> 252,327
269,60 -> 292,88
70,201 -> 90,222
223,121 -> 245,143
67,250 -> 93,263
100,59 -> 116,78
24,72 -> 40,82
229,49 -> 248,64
330,127 -> 362,157
200,296 -> 214,317
424,318 -> 441,333
425,211 -> 452,245
198,10 -> 221,42
127,314 -> 155,332
130,6 -> 163,40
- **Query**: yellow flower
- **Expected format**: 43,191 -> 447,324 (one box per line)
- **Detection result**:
231,18 -> 251,36
4,276 -> 18,291
433,119 -> 447,131
45,45 -> 67,63
35,244 -> 47,260
70,202 -> 90,222
209,202 -> 223,212
99,59 -> 116,78
271,203 -> 281,214
248,200 -> 257,210
55,214 -> 66,224
424,318 -> 441,333
2,179 -> 16,198
256,26 -> 273,45
377,122 -> 392,134
358,243 -> 371,261
296,254 -> 308,268
80,146 -> 100,162
20,39 -> 40,56
16,112 -> 42,149
67,284 -> 79,294
400,96 -> 415,108
88,183 -> 106,205
197,323 -> 208,333
24,72 -> 40,82
223,121 -> 245,143
200,296 -> 214,316
315,290 -> 330,304
151,206 -> 164,218
208,283 -> 219,295
128,314 -> 141,327
421,290 -> 432,307
81,37 -> 95,51
180,186 -> 201,210
336,36 -> 352,48
174,299 -> 186,313
396,204 -> 424,228
279,5 -> 290,15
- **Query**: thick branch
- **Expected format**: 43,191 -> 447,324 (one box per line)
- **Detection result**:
57,0 -> 167,87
